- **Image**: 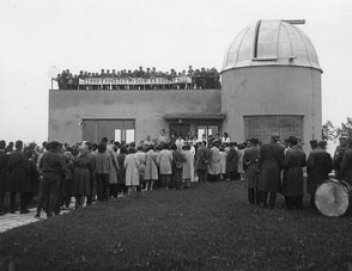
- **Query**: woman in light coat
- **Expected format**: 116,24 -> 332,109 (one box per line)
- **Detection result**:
144,145 -> 158,191
124,148 -> 140,197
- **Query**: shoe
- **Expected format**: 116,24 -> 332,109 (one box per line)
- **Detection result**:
20,209 -> 30,214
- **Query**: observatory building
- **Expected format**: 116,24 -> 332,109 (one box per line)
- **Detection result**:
49,19 -> 322,150
221,19 -> 322,150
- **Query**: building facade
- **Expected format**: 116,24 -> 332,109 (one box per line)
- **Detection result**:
49,19 -> 323,151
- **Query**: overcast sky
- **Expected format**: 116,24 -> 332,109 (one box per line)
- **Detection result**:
0,0 -> 351,143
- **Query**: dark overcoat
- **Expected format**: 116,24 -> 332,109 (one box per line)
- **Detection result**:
334,146 -> 347,179
306,150 -> 333,194
117,153 -> 126,185
258,143 -> 284,192
340,148 -> 352,186
0,151 -> 8,192
7,151 -> 32,193
243,146 -> 260,189
282,147 -> 306,197
226,147 -> 238,173
195,147 -> 210,171
73,154 -> 93,196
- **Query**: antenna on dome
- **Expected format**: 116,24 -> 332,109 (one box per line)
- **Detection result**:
282,19 -> 305,25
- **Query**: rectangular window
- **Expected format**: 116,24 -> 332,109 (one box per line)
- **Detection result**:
114,129 -> 121,142
126,129 -> 135,144
82,119 -> 135,143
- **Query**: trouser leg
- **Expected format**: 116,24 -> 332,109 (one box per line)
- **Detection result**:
86,195 -> 92,206
285,196 -> 292,209
268,192 -> 276,208
296,196 -> 303,209
19,192 -> 30,211
310,193 -> 315,207
254,188 -> 260,205
49,177 -> 60,215
96,174 -> 103,201
10,192 -> 16,212
261,191 -> 268,207
0,188 -> 6,213
64,179 -> 72,207
54,179 -> 63,214
248,188 -> 255,204
103,175 -> 110,200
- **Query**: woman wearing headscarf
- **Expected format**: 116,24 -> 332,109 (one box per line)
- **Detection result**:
72,143 -> 93,208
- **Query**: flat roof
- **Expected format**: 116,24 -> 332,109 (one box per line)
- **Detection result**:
164,113 -> 225,120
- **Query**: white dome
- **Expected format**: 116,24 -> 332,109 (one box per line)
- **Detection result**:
222,20 -> 322,72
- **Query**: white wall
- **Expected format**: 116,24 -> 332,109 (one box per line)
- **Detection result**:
221,66 -> 322,152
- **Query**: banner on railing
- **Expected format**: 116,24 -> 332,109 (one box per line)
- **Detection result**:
79,76 -> 192,86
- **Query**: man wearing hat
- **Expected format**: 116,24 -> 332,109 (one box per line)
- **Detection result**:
340,137 -> 352,185
0,140 -> 8,215
334,136 -> 348,179
258,133 -> 285,208
35,141 -> 66,218
243,138 -> 260,204
307,140 -> 333,207
282,136 -> 306,210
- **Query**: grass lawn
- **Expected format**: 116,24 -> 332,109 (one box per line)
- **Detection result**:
1,181 -> 352,271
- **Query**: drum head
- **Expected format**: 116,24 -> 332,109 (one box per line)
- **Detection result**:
315,181 -> 349,217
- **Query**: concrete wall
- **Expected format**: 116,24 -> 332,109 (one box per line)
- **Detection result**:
49,89 -> 221,144
221,66 -> 322,152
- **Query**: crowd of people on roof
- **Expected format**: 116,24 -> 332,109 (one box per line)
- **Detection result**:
54,66 -> 220,90
1,129 -> 351,218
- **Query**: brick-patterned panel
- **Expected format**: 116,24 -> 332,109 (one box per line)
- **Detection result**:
244,115 -> 303,144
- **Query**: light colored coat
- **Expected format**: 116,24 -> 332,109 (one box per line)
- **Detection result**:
124,153 -> 140,186
144,150 -> 158,180
158,149 -> 173,175
208,147 -> 220,175
219,151 -> 227,174
182,150 -> 194,180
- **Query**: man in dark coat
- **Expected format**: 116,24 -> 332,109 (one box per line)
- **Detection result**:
195,141 -> 210,183
334,136 -> 348,179
35,141 -> 66,218
258,134 -> 284,208
340,137 -> 352,186
0,140 -> 8,215
7,140 -> 32,213
243,138 -> 260,204
171,144 -> 185,189
306,140 -> 333,207
226,143 -> 238,181
282,136 -> 306,210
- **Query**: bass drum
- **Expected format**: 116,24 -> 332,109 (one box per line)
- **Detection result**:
315,179 -> 352,217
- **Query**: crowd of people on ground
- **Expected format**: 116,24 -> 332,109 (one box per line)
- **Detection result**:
0,129 -> 351,218
55,66 -> 220,90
